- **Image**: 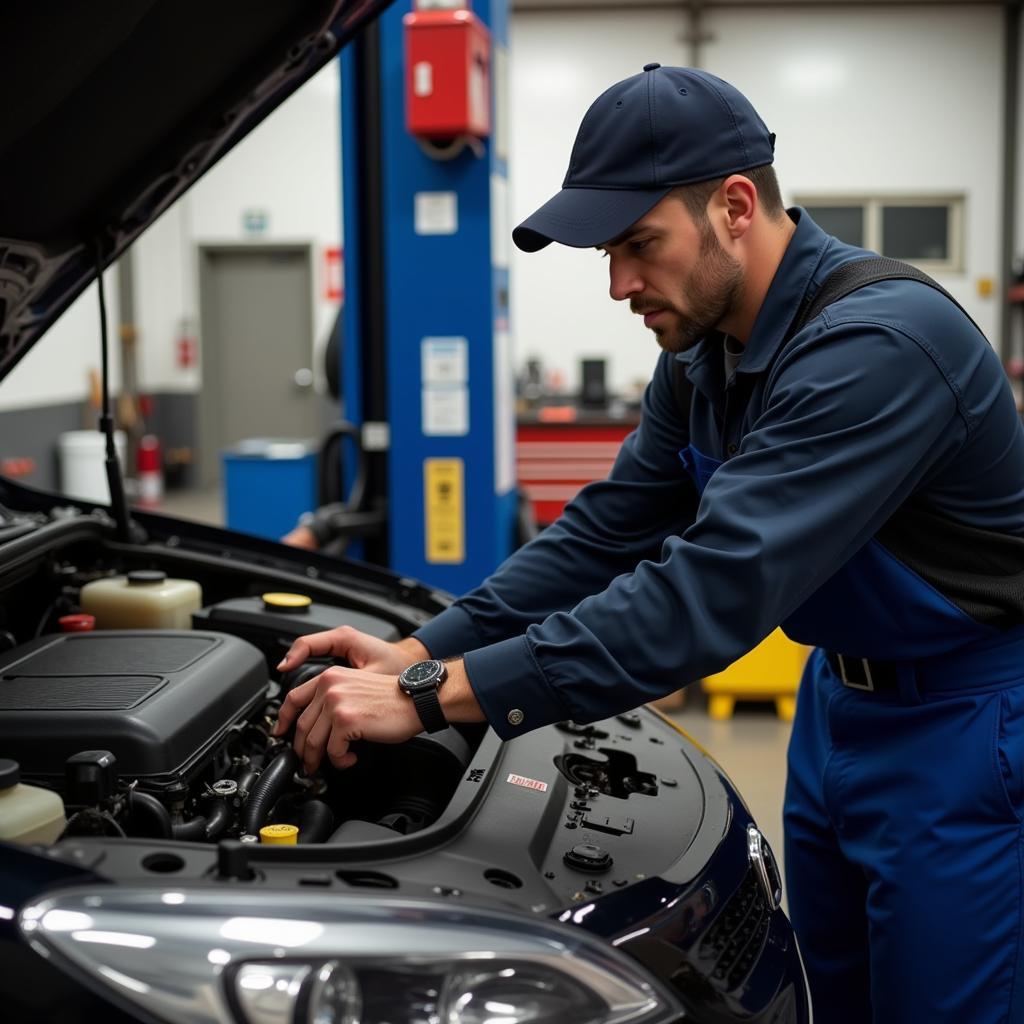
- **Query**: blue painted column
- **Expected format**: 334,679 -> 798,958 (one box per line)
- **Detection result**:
342,0 -> 515,592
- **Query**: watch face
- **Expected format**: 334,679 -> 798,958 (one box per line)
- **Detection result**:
403,660 -> 441,689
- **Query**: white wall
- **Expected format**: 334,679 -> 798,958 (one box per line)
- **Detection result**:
704,3 -> 1001,337
0,272 -> 120,412
132,58 -> 344,395
509,10 -> 684,399
509,3 -> 1004,395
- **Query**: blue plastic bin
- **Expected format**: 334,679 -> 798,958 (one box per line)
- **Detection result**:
222,438 -> 317,542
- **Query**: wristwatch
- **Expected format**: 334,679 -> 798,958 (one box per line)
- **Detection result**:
398,659 -> 449,734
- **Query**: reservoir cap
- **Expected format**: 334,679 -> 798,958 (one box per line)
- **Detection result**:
128,570 -> 167,586
262,593 -> 312,613
260,823 -> 299,845
0,759 -> 19,789
59,614 -> 96,633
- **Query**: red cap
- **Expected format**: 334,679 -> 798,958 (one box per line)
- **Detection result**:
59,614 -> 96,633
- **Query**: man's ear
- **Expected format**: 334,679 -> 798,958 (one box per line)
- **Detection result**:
719,175 -> 757,238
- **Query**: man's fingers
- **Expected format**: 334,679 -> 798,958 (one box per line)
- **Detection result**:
292,693 -> 325,766
272,674 -> 320,736
300,705 -> 332,776
326,729 -> 356,770
277,627 -> 356,671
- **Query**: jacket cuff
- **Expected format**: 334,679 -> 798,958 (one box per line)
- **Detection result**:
412,605 -> 482,660
463,635 -> 570,741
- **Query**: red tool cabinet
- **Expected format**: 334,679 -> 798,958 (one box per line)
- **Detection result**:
516,414 -> 639,526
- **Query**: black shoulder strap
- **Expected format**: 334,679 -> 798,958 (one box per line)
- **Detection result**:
787,255 -> 982,341
672,256 -> 983,419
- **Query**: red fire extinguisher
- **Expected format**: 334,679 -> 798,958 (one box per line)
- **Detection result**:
136,434 -> 163,508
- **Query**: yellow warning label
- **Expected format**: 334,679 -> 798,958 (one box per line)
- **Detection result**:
425,458 -> 465,564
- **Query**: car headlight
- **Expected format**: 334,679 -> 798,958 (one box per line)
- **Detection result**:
20,887 -> 683,1024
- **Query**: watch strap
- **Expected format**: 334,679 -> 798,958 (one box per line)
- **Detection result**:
410,686 -> 448,733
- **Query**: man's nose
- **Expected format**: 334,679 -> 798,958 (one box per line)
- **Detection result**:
608,257 -> 643,302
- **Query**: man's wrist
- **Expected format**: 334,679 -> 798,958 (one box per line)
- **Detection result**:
438,658 -> 486,724
396,636 -> 431,666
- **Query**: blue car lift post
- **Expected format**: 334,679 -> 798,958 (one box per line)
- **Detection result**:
340,0 -> 515,593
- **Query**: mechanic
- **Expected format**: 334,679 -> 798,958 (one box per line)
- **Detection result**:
273,65 -> 1024,1022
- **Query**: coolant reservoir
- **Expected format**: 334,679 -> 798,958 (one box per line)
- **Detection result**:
80,570 -> 202,629
0,759 -> 65,844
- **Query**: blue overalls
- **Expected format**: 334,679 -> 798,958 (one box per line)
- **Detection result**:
682,439 -> 1024,1022
415,209 -> 1024,1021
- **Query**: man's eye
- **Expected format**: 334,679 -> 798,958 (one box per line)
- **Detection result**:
630,238 -> 650,252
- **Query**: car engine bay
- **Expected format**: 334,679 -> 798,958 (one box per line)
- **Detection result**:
0,503 -> 485,849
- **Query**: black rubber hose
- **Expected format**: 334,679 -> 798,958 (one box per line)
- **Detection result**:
233,767 -> 259,804
203,799 -> 231,841
242,748 -> 299,835
127,790 -> 172,839
172,814 -> 208,842
172,799 -> 230,843
297,800 -> 335,844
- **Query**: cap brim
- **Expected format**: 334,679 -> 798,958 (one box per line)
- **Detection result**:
512,186 -> 673,253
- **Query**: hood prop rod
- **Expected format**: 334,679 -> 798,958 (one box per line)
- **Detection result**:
94,238 -> 132,542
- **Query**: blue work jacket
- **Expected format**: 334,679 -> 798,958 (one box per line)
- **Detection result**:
414,209 -> 1024,740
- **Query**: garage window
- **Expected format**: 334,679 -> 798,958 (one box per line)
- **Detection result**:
796,196 -> 964,273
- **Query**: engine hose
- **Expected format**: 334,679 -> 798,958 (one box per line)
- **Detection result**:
172,798 -> 231,843
297,800 -> 335,844
233,768 -> 259,805
203,798 -> 231,841
126,791 -> 173,839
172,813 -> 208,842
242,748 -> 299,835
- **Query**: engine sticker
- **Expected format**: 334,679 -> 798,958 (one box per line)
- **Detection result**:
507,773 -> 548,793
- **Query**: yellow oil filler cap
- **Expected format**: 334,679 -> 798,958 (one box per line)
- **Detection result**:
259,824 -> 299,845
262,593 -> 312,613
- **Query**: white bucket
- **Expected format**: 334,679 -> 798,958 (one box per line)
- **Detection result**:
58,430 -> 126,504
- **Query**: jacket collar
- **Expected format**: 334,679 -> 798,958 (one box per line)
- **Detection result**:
674,207 -> 833,389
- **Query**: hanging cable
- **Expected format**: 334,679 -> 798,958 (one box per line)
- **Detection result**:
94,238 -> 131,542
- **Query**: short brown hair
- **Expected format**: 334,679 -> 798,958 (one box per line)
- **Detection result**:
673,164 -> 785,224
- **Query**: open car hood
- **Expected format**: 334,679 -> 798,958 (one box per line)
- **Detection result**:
0,0 -> 392,382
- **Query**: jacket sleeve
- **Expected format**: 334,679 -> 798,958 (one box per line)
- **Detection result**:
413,351 -> 698,659
463,319 -> 970,739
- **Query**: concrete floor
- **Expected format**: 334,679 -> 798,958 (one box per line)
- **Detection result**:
156,483 -> 794,885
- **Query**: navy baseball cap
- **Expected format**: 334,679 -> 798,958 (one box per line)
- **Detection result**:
513,64 -> 776,253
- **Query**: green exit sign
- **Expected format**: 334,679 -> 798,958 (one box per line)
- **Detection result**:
242,209 -> 269,234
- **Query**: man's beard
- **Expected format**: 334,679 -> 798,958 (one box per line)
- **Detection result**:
635,224 -> 744,354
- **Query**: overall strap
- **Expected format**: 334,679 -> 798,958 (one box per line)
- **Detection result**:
786,255 -> 982,341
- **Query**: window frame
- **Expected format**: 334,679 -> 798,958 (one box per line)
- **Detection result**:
793,194 -> 965,275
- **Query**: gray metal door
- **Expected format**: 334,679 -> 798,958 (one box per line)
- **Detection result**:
198,245 -> 318,485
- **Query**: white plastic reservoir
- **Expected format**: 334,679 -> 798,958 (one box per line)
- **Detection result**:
59,429 -> 126,504
0,759 -> 65,845
80,571 -> 203,630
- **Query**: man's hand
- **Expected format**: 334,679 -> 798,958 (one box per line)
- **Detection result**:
281,525 -> 318,550
272,655 -> 487,775
277,626 -> 429,677
272,666 -> 422,774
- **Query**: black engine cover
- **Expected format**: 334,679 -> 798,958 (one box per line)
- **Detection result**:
0,631 -> 266,786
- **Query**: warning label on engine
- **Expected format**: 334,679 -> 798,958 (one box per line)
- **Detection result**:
425,458 -> 464,564
507,773 -> 548,793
